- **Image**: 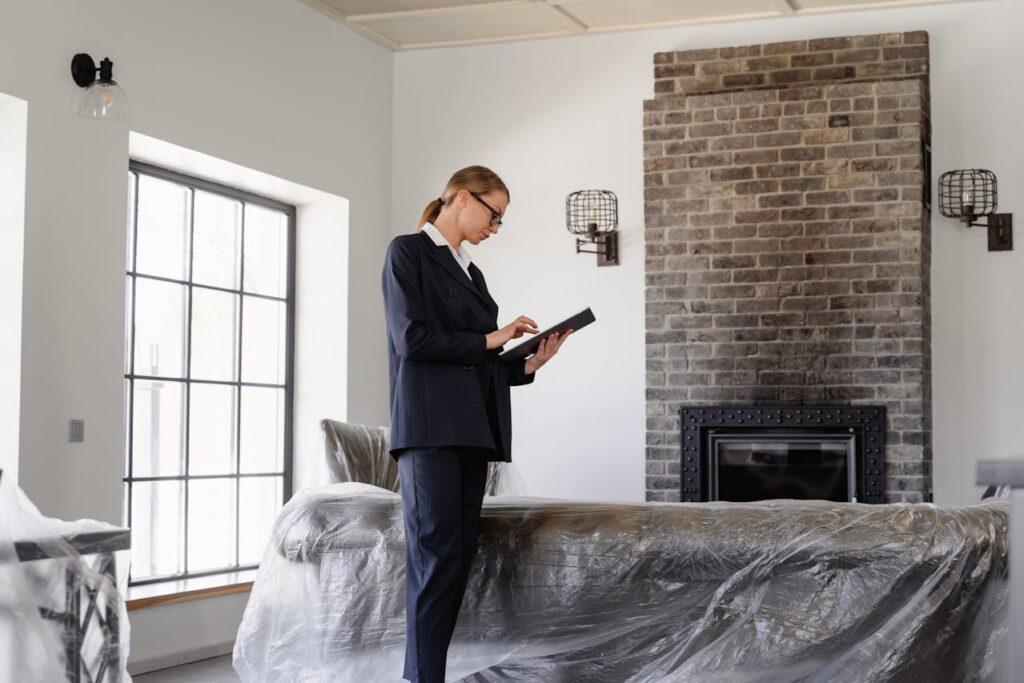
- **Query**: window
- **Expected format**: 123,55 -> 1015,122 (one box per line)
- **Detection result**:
124,161 -> 295,586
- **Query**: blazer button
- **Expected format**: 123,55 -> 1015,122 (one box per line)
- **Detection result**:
463,365 -> 473,371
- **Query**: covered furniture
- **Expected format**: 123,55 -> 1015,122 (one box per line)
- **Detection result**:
233,424 -> 1008,682
0,470 -> 131,683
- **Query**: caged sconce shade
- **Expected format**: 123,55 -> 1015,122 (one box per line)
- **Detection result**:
566,190 -> 619,266
938,169 -> 1013,251
70,53 -> 129,120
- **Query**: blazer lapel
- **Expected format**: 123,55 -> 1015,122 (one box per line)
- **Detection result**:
419,231 -> 495,312
467,263 -> 499,316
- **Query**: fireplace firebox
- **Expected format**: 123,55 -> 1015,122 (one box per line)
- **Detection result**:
679,406 -> 886,504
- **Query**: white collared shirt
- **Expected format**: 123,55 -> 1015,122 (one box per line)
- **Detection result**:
422,222 -> 473,281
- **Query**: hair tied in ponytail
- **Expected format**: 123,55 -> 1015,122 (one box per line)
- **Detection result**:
416,165 -> 508,231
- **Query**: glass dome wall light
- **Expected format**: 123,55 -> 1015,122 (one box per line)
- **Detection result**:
70,53 -> 129,120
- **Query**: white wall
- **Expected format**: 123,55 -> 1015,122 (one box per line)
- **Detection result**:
0,93 -> 27,682
393,0 -> 1024,506
0,0 -> 393,670
1,0 -> 392,525
394,35 -> 648,503
128,593 -> 251,674
0,94 -> 27,485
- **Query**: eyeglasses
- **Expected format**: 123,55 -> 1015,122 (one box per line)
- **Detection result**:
469,191 -> 503,227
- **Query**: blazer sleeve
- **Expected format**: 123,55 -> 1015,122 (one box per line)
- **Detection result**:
382,238 -> 488,365
506,356 -> 536,387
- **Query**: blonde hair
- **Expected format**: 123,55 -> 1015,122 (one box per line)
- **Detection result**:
417,165 -> 509,230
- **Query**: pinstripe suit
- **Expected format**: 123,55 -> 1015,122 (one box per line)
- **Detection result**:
381,229 -> 534,682
382,229 -> 534,462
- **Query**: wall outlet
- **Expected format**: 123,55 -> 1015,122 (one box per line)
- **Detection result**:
69,419 -> 85,443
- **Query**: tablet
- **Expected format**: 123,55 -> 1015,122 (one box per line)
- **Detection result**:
498,307 -> 595,362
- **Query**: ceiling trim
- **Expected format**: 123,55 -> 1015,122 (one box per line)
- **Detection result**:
295,0 -> 400,50
348,1 -> 529,22
583,10 -> 786,34
535,1 -> 588,34
400,30 -> 574,50
793,0 -> 962,13
296,0 -> 974,51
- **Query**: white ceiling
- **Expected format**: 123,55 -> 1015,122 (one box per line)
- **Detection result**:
297,0 -> 974,50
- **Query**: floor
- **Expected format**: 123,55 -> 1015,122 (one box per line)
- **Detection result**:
133,655 -> 239,682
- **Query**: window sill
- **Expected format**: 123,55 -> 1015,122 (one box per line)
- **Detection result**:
126,568 -> 259,611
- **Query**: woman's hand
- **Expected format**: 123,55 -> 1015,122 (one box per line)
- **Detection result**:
486,316 -> 539,350
524,329 -> 572,375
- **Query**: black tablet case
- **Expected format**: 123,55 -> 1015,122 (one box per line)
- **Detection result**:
498,307 -> 595,363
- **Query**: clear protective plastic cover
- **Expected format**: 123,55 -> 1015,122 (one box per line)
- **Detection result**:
234,425 -> 1008,682
0,471 -> 131,683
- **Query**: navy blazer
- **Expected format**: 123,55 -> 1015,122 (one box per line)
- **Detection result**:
382,230 -> 534,461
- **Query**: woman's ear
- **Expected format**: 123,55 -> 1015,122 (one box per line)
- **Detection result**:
456,188 -> 470,208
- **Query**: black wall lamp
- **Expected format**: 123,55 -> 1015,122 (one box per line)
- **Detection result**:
70,53 -> 129,119
938,169 -> 1013,251
566,190 -> 619,266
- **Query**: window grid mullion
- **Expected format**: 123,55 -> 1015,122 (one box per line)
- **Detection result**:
236,201 -> 246,568
125,271 -> 287,304
124,374 -> 286,390
130,159 -> 293,214
183,186 -> 196,575
126,171 -> 140,535
283,207 -> 297,507
124,472 -> 284,483
127,563 -> 260,588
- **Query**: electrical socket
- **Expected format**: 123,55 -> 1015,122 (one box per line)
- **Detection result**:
69,419 -> 85,443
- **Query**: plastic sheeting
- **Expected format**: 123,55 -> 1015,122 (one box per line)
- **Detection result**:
234,486 -> 1008,682
235,420 -> 1010,682
0,471 -> 131,683
320,419 -> 527,498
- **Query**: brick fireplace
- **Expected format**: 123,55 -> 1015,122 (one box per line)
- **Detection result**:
643,32 -> 932,504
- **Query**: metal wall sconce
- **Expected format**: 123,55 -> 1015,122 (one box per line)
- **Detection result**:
566,189 -> 619,266
938,169 -> 1013,251
70,53 -> 129,119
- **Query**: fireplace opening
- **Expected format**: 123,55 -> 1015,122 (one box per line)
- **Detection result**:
680,406 -> 886,504
712,432 -> 854,502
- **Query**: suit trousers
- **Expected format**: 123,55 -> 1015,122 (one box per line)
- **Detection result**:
397,446 -> 491,683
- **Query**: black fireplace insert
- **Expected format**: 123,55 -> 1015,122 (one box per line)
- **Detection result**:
679,405 -> 886,504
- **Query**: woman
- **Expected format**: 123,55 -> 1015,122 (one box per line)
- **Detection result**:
381,165 -> 570,682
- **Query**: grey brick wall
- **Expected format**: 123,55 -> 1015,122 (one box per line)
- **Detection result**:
643,32 -> 932,504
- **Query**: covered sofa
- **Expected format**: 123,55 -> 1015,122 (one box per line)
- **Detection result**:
233,420 -> 1009,682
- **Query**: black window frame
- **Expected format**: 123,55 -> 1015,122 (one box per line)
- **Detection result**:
124,160 -> 296,587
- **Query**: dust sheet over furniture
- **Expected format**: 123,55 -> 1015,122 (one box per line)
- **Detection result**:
233,425 -> 1008,682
